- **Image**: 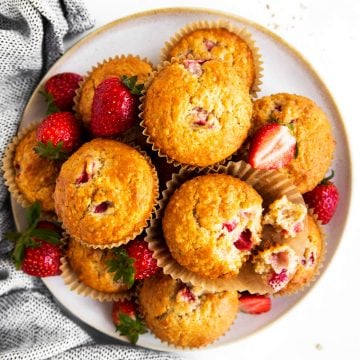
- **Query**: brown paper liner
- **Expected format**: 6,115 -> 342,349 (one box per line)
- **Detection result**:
145,160 -> 308,294
59,256 -> 132,302
160,19 -> 263,96
138,56 -> 242,172
2,122 -> 40,209
73,54 -> 153,126
61,143 -> 160,250
276,211 -> 327,296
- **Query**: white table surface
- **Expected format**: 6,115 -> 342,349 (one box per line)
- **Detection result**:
65,0 -> 360,358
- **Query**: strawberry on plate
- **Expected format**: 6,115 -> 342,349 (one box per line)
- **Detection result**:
90,75 -> 144,137
107,237 -> 159,287
112,299 -> 147,345
41,72 -> 83,113
238,293 -> 271,314
303,170 -> 339,224
35,112 -> 82,160
248,123 -> 296,170
6,202 -> 62,277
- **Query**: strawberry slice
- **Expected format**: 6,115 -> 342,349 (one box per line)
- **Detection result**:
248,123 -> 296,170
239,293 -> 271,314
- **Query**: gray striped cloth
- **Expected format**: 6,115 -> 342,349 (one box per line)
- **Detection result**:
0,1 -> 181,359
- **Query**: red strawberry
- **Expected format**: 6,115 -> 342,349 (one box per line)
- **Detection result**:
248,123 -> 296,170
112,299 -> 147,344
239,293 -> 271,314
90,75 -> 144,137
6,202 -> 62,277
41,72 -> 83,113
35,112 -> 82,160
303,171 -> 339,224
106,238 -> 159,287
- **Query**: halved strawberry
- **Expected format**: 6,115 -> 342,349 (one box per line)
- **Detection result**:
112,299 -> 147,344
248,123 -> 296,170
238,293 -> 271,314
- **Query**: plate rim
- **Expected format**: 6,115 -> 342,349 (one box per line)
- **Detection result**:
12,6 -> 353,351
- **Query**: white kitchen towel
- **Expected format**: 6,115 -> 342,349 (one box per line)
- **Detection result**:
0,1 -> 182,359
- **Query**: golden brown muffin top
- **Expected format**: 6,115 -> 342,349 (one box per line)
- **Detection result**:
54,139 -> 158,247
162,174 -> 263,279
67,238 -> 129,293
138,273 -> 238,348
143,59 -> 252,167
13,128 -> 61,212
279,214 -> 324,295
167,28 -> 255,90
251,93 -> 335,193
77,56 -> 152,124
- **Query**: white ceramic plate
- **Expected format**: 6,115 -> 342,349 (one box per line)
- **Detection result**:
12,7 -> 351,351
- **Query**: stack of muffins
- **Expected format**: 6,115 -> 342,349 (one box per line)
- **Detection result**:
2,19 -> 335,349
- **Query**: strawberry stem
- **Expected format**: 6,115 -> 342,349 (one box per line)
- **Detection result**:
321,169 -> 335,184
120,75 -> 144,95
39,89 -> 60,115
106,248 -> 135,286
115,312 -> 147,345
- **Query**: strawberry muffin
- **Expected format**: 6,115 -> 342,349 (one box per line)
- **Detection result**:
164,26 -> 256,91
76,55 -> 152,125
252,244 -> 299,293
279,215 -> 325,295
54,139 -> 158,248
250,93 -> 335,193
263,195 -> 307,238
142,58 -> 253,167
8,127 -> 61,212
65,238 -> 130,294
162,174 -> 263,279
138,273 -> 238,348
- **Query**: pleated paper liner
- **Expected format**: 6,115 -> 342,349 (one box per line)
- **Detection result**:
135,273 -> 239,350
276,211 -> 327,296
57,143 -> 160,250
138,56 -> 249,172
2,121 -> 59,214
160,19 -> 263,97
145,160 -> 308,294
73,54 -> 153,126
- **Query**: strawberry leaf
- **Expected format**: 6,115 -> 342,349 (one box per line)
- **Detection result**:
121,75 -> 144,95
115,312 -> 147,345
321,169 -> 335,184
34,141 -> 68,161
26,201 -> 41,229
31,228 -> 61,245
106,248 -> 135,286
12,240 -> 26,269
39,89 -> 60,115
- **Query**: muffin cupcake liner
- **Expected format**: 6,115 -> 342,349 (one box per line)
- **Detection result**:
160,19 -> 263,96
73,54 -> 153,126
139,56 -> 243,172
2,122 -> 40,209
59,256 -> 133,302
62,144 -> 160,250
276,210 -> 327,296
145,160 -> 308,294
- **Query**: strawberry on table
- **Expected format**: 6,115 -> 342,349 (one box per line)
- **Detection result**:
41,72 -> 83,113
248,123 -> 296,170
90,75 -> 144,137
6,202 -> 62,277
106,237 -> 159,287
238,293 -> 271,314
35,112 -> 82,160
112,299 -> 147,345
303,170 -> 339,224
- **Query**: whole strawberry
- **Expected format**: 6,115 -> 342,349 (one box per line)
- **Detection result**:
6,202 -> 62,277
41,72 -> 83,113
107,237 -> 159,287
112,299 -> 147,344
90,75 -> 144,137
35,112 -> 82,160
248,123 -> 296,170
303,170 -> 339,224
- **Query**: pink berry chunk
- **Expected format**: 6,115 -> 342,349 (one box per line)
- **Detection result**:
222,221 -> 237,232
268,268 -> 288,290
183,59 -> 206,77
234,229 -> 252,251
179,286 -> 196,303
204,39 -> 216,51
94,201 -> 112,214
